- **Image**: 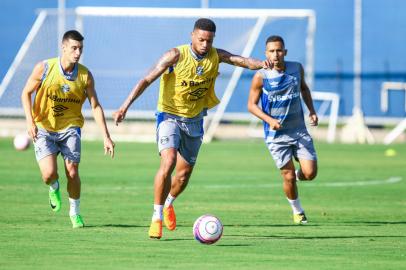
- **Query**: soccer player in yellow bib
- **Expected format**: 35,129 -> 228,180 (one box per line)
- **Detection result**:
113,18 -> 270,239
21,30 -> 115,228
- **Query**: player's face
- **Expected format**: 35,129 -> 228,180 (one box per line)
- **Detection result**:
265,41 -> 287,69
191,29 -> 215,56
62,39 -> 83,64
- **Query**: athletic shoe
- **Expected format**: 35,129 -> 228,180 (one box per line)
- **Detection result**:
49,188 -> 61,212
293,212 -> 308,224
149,220 -> 162,239
70,214 -> 85,228
163,205 -> 176,231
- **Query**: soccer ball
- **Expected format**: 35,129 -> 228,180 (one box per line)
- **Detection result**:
13,134 -> 30,151
193,214 -> 223,245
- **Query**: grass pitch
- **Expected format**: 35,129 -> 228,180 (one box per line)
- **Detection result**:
0,138 -> 405,269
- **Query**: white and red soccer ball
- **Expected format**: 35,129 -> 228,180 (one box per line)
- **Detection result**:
193,214 -> 223,245
13,134 -> 30,151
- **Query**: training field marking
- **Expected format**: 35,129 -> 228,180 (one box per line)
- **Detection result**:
14,177 -> 399,193
203,176 -> 403,189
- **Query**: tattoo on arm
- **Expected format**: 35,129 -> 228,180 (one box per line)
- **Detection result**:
123,48 -> 179,110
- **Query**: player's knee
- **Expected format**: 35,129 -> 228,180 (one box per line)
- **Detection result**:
302,170 -> 317,180
65,169 -> 79,182
281,170 -> 296,182
42,171 -> 58,185
160,154 -> 176,174
175,172 -> 191,186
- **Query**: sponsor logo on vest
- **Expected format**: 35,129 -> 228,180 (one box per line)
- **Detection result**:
181,80 -> 188,87
189,88 -> 208,100
61,84 -> 70,93
268,91 -> 300,102
51,104 -> 68,117
270,81 -> 279,88
196,66 -> 204,76
189,77 -> 214,87
47,94 -> 81,104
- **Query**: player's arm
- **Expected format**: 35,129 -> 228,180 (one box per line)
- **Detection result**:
217,49 -> 272,70
113,48 -> 180,125
86,71 -> 115,158
299,64 -> 318,126
247,72 -> 281,130
21,62 -> 44,141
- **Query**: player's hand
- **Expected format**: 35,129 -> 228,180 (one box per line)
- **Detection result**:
27,122 -> 38,142
113,109 -> 126,126
262,59 -> 273,69
268,118 -> 282,130
309,113 -> 318,126
104,136 -> 115,158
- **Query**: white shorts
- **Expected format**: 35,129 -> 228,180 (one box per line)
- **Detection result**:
34,127 -> 81,163
156,113 -> 204,165
266,133 -> 317,169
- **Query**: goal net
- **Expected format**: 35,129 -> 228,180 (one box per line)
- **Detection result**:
0,7 -> 318,140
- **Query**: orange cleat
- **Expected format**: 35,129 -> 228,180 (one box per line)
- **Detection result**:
149,220 -> 163,239
163,205 -> 176,231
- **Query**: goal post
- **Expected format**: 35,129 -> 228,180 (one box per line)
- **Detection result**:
0,7 -> 326,141
74,7 -> 317,139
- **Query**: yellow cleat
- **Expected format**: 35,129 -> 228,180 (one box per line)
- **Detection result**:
163,205 -> 176,231
149,220 -> 162,239
293,212 -> 308,225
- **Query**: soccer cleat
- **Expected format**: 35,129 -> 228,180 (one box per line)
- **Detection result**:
70,214 -> 85,228
293,212 -> 308,225
149,220 -> 163,239
49,188 -> 61,212
163,205 -> 176,231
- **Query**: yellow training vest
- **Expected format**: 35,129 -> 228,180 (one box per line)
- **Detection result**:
157,44 -> 220,118
32,57 -> 88,132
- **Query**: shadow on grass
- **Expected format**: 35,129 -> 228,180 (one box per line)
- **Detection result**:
225,221 -> 406,228
160,238 -> 194,242
224,224 -> 320,227
85,224 -> 194,229
85,224 -> 149,228
216,244 -> 253,247
342,221 -> 406,225
227,234 -> 406,240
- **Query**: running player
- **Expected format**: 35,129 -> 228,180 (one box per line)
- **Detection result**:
247,35 -> 318,224
21,30 -> 115,228
113,18 -> 270,239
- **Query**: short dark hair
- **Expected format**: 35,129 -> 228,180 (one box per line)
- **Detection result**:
266,35 -> 285,47
194,18 -> 216,33
62,30 -> 84,42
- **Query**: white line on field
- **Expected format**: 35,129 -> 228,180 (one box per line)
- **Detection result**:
202,176 -> 403,189
67,176 -> 402,192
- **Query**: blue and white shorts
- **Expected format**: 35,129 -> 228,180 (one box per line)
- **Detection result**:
266,132 -> 317,169
156,112 -> 204,165
34,126 -> 81,163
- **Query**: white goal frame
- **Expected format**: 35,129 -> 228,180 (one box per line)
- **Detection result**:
75,7 -> 317,141
380,81 -> 406,144
0,7 -> 333,141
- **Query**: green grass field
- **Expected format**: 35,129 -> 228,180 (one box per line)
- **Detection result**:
0,138 -> 405,270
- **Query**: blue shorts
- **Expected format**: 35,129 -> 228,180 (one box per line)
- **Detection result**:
34,127 -> 81,163
265,132 -> 317,169
156,112 -> 204,165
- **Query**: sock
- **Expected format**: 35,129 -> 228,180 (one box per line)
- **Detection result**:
69,198 -> 80,217
152,204 -> 163,221
287,197 -> 304,214
164,194 -> 176,207
49,180 -> 59,191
